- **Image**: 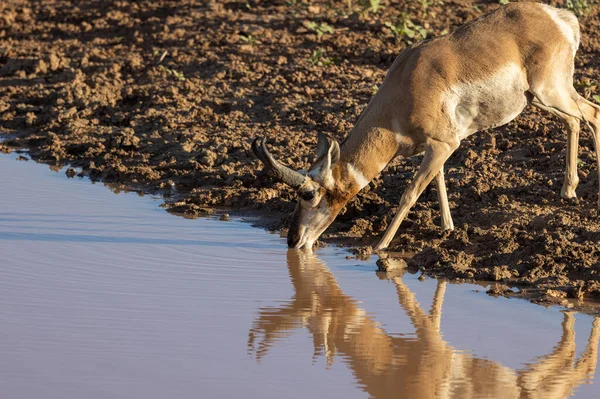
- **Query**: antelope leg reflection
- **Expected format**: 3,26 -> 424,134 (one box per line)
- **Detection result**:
518,313 -> 600,398
248,250 -> 600,399
431,280 -> 446,332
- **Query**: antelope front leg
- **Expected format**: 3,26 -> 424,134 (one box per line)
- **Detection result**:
375,139 -> 458,251
430,281 -> 446,332
393,276 -> 447,347
435,168 -> 454,231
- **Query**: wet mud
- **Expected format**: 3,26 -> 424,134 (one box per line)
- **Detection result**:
2,0 -> 600,308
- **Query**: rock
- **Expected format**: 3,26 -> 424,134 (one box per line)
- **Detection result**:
219,213 -> 230,221
486,285 -> 510,297
351,245 -> 373,260
65,167 -> 77,178
376,255 -> 408,272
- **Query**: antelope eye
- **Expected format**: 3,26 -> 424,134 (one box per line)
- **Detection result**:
300,191 -> 315,201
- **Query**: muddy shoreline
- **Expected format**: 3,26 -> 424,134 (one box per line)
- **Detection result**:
2,1 -> 600,312
5,147 -> 600,315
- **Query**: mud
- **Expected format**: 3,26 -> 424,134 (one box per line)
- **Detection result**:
1,0 -> 600,307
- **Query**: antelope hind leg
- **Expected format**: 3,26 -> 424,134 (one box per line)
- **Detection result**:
531,99 -> 581,199
531,90 -> 600,208
576,97 -> 600,209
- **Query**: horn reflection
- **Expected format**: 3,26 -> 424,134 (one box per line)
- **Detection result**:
248,250 -> 600,399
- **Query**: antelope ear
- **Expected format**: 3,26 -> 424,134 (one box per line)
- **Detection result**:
316,132 -> 340,166
312,133 -> 340,188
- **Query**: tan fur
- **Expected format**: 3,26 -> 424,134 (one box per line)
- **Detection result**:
343,2 -> 579,177
277,3 -> 600,250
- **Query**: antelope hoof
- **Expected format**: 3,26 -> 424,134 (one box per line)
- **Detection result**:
560,185 -> 578,200
374,241 -> 389,252
441,224 -> 454,232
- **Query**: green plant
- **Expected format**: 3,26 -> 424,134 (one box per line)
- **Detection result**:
358,0 -> 382,13
499,0 -> 510,5
564,0 -> 596,16
158,65 -> 185,81
575,80 -> 600,103
385,13 -> 429,44
305,21 -> 335,41
240,34 -> 258,47
309,48 -> 336,66
346,0 -> 383,14
371,84 -> 379,95
418,0 -> 434,11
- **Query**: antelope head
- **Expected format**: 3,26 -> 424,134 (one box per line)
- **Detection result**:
252,133 -> 351,249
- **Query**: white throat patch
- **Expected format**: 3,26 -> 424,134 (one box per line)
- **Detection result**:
347,163 -> 370,190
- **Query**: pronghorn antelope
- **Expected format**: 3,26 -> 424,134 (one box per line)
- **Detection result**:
252,2 -> 600,250
249,250 -> 600,399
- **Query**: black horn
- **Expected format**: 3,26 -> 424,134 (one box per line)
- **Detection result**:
251,137 -> 306,188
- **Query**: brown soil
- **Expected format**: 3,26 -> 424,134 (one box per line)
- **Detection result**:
2,0 -> 600,311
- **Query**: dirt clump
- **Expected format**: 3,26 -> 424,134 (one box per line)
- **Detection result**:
2,1 -> 600,312
377,255 -> 408,272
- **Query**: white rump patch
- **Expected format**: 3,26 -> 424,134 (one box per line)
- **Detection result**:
539,4 -> 579,53
347,163 -> 370,190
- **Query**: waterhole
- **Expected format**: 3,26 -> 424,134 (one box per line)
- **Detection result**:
1,153 -> 599,399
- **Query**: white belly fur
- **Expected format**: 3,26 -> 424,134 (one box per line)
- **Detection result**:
443,63 -> 529,140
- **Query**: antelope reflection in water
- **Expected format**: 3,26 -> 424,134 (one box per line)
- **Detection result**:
248,250 -> 600,399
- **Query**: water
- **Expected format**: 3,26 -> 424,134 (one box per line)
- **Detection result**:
1,152 -> 599,399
